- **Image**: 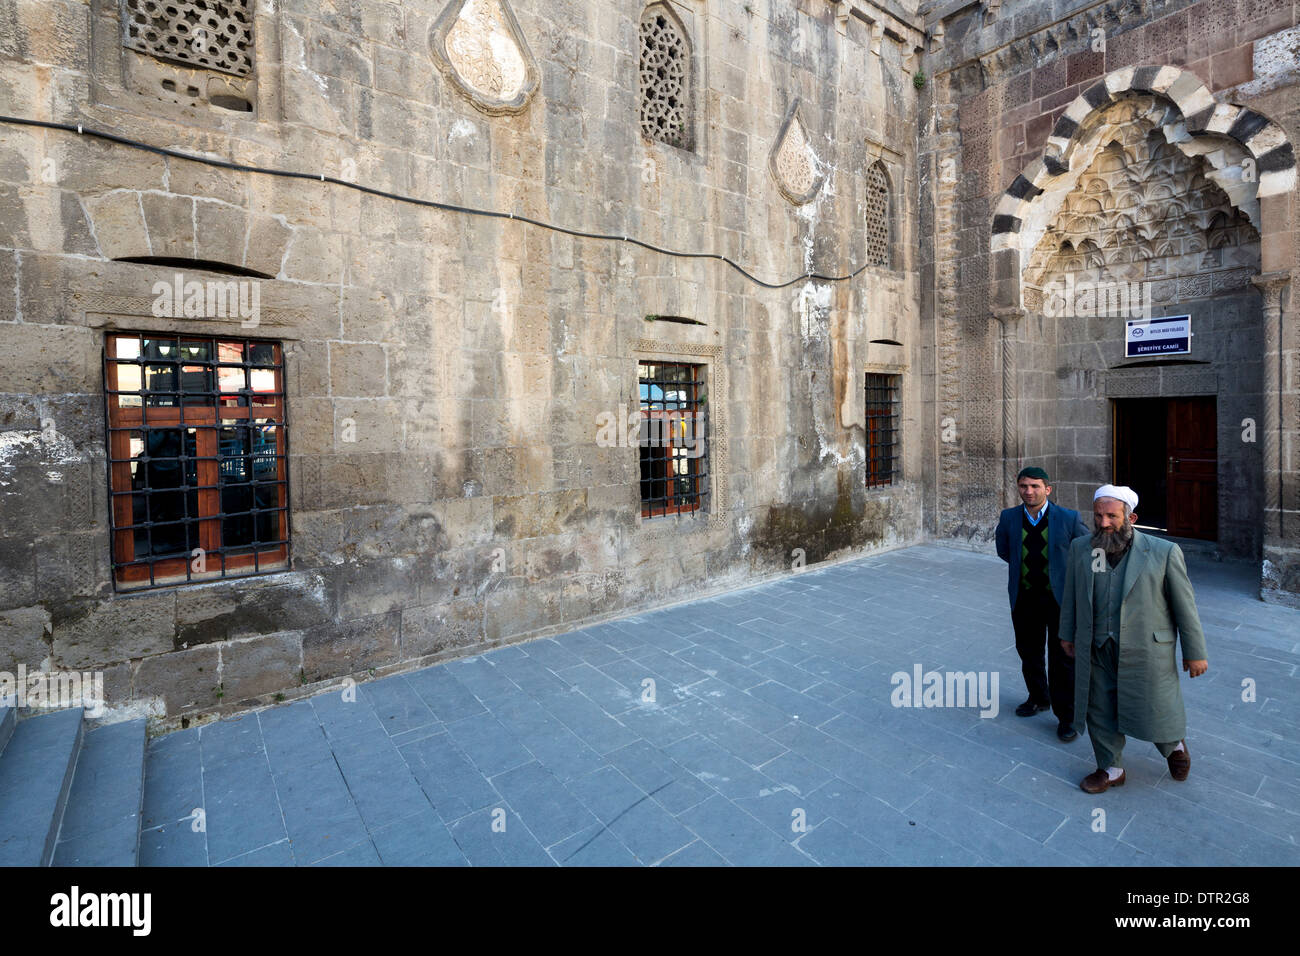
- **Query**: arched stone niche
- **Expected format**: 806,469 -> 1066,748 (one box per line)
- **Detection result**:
990,65 -> 1296,308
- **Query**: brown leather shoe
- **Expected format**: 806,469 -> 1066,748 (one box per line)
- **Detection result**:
1080,768 -> 1126,793
1167,742 -> 1190,781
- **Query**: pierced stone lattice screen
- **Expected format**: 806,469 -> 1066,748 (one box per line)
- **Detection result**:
775,120 -> 815,195
866,163 -> 890,267
122,0 -> 254,77
639,7 -> 690,149
770,103 -> 823,204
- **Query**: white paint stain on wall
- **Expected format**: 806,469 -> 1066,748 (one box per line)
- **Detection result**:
0,429 -> 83,487
449,118 -> 478,141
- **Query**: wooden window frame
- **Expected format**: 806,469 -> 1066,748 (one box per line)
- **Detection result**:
638,360 -> 709,518
104,333 -> 290,590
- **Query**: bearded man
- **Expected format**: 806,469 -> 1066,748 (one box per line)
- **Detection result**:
1059,485 -> 1209,793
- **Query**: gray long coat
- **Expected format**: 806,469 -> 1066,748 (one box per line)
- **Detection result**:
1059,530 -> 1208,742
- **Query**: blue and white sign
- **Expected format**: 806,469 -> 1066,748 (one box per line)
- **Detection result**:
1126,314 -> 1191,357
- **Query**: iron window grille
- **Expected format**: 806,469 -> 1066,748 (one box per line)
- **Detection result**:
865,373 -> 900,488
638,361 -> 708,518
103,333 -> 289,589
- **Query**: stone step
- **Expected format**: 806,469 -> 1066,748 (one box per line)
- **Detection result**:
53,719 -> 148,867
0,708 -> 85,866
0,707 -> 14,756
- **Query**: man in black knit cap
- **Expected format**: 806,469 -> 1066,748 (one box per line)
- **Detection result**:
995,467 -> 1090,741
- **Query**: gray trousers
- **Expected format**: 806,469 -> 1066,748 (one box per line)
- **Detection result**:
1087,637 -> 1181,769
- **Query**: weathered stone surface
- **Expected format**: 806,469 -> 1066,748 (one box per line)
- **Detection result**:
0,536 -> 38,610
483,578 -> 563,642
82,191 -> 150,260
331,557 -> 421,621
0,323 -> 94,393
174,573 -> 333,646
138,193 -> 195,259
220,631 -> 305,702
329,342 -> 389,398
52,592 -> 177,668
301,611 -> 401,683
193,201 -> 249,266
400,598 -> 484,658
244,215 -> 295,276
33,532 -> 109,604
0,606 -> 50,671
134,644 -> 221,714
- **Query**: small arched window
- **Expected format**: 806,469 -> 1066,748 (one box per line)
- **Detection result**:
865,161 -> 891,268
639,4 -> 693,150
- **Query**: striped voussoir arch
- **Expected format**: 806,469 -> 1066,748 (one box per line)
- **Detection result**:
991,65 -> 1297,251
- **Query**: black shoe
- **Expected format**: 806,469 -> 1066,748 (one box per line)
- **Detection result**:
1057,722 -> 1078,742
1015,699 -> 1051,717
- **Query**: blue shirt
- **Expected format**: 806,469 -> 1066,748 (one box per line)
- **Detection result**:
1023,500 -> 1050,527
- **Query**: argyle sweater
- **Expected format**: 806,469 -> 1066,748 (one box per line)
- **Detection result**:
1020,510 -> 1050,595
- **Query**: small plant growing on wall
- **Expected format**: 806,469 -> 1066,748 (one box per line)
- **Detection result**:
913,71 -> 927,90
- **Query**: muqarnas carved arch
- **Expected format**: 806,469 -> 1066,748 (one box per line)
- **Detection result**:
991,65 -> 1297,308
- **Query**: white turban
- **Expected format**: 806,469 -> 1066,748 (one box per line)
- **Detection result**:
1094,484 -> 1139,511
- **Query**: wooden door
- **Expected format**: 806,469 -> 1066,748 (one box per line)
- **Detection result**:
1113,398 -> 1168,529
1165,396 -> 1217,540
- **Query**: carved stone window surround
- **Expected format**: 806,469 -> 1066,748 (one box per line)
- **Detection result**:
89,0 -> 267,124
630,339 -> 728,536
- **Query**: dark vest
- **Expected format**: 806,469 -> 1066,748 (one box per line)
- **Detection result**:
1019,510 -> 1050,595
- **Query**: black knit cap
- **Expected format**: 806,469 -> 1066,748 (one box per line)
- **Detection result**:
1017,466 -> 1050,483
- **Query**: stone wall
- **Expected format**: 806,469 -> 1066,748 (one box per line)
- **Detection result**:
0,0 -> 928,721
920,0 -> 1299,598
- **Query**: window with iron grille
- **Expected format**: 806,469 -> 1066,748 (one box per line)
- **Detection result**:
103,333 -> 289,589
121,0 -> 254,77
638,361 -> 708,517
639,4 -> 692,150
864,373 -> 900,488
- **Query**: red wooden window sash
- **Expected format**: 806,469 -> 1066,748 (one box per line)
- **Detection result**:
105,336 -> 288,587
639,405 -> 704,518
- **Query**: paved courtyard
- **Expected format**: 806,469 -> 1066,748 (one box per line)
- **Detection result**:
138,543 -> 1300,866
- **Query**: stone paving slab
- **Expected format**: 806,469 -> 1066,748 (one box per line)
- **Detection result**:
138,544 -> 1300,866
53,718 -> 147,867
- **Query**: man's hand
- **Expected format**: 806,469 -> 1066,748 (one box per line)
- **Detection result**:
1183,659 -> 1208,678
1061,640 -> 1074,659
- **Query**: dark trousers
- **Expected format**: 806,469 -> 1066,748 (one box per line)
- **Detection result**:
1011,589 -> 1073,723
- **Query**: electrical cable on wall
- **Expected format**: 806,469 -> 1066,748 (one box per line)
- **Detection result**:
0,115 -> 874,291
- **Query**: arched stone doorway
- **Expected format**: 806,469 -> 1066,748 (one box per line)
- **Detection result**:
990,67 -> 1297,597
